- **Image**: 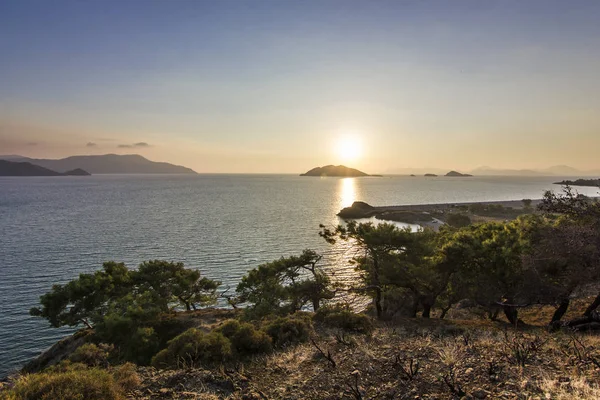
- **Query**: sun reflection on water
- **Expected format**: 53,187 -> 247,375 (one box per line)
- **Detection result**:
339,178 -> 357,209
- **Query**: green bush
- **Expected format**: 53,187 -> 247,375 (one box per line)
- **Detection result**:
445,213 -> 471,228
2,364 -> 133,400
314,305 -> 373,334
68,343 -> 113,367
216,319 -> 272,356
264,314 -> 313,347
151,328 -> 231,369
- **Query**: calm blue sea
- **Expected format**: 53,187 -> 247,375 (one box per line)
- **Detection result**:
1,174 -> 597,377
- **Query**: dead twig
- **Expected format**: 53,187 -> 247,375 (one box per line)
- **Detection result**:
310,338 -> 336,368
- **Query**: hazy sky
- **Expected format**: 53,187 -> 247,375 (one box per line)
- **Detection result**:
1,0 -> 599,173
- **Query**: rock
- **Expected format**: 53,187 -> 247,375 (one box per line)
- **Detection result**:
472,388 -> 490,399
337,201 -> 376,219
21,329 -> 93,373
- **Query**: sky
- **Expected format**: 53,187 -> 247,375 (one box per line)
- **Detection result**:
1,0 -> 599,173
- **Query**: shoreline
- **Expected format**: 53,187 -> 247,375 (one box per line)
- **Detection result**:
337,198 -> 547,229
366,198 -> 543,212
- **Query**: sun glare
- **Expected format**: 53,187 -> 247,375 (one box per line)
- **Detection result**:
335,134 -> 363,162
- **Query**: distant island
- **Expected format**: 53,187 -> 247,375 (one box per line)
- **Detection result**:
445,170 -> 473,177
0,154 -> 196,174
424,173 -> 437,177
555,178 -> 600,187
0,160 -> 91,177
301,165 -> 379,177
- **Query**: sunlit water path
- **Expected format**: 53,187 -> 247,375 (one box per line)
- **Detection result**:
1,174 -> 597,377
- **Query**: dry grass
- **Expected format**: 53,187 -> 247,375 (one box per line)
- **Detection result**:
539,376 -> 600,399
0,363 -> 139,400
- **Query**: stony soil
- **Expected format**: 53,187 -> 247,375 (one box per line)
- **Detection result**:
130,318 -> 600,399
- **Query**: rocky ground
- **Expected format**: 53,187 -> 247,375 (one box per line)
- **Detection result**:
6,303 -> 600,399
129,317 -> 600,399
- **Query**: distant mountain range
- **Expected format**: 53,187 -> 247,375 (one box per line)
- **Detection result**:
0,154 -> 196,174
386,165 -> 600,176
0,160 -> 90,176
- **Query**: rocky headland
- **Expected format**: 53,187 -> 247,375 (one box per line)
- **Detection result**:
338,199 -> 541,228
554,178 -> 600,187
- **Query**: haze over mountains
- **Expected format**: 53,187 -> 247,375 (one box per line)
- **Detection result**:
386,165 -> 600,177
0,154 -> 196,175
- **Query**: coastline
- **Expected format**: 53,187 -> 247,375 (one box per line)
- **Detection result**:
365,198 -> 543,212
337,198 -> 547,229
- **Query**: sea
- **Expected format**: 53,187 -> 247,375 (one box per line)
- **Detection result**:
1,174 -> 598,378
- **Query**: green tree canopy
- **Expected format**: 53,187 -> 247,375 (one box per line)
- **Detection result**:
236,249 -> 335,318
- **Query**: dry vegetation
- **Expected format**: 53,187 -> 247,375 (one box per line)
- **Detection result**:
5,302 -> 600,399
125,315 -> 600,400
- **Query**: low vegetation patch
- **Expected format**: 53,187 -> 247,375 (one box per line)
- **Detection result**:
150,329 -> 231,369
315,304 -> 373,334
2,362 -> 138,400
216,319 -> 273,356
264,313 -> 313,347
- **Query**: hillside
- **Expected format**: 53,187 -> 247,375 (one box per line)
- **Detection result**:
0,160 -> 62,176
0,154 -> 196,174
0,160 -> 92,176
301,165 -> 372,177
7,304 -> 600,400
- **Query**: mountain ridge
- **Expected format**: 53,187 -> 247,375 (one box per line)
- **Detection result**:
384,165 -> 600,176
0,154 -> 196,174
0,160 -> 91,176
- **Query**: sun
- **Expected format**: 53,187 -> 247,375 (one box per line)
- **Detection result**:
335,134 -> 363,162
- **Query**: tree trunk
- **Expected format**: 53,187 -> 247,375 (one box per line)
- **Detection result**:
312,298 -> 320,312
490,308 -> 500,321
80,319 -> 93,329
375,288 -> 383,319
409,298 -> 418,318
440,306 -> 451,319
422,303 -> 432,318
584,293 -> 600,317
503,305 -> 519,325
550,299 -> 570,323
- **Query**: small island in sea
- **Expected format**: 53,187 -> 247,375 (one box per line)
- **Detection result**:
554,178 -> 600,187
424,173 -> 437,177
445,170 -> 473,177
300,165 -> 379,177
0,160 -> 91,176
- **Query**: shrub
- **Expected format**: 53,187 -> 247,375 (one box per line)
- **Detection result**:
314,305 -> 373,334
112,363 -> 140,392
151,328 -> 231,369
264,314 -> 313,347
445,213 -> 471,228
68,343 -> 113,367
216,319 -> 272,356
3,365 -> 126,400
